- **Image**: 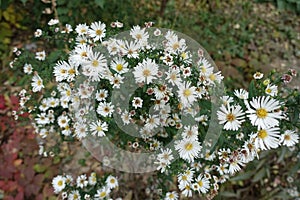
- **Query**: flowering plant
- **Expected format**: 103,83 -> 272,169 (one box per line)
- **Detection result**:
11,18 -> 299,199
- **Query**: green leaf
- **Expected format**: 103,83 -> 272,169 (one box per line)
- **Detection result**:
252,167 -> 266,182
33,164 -> 47,173
248,80 -> 256,98
230,171 -> 255,181
277,147 -> 287,163
57,7 -> 69,15
94,0 -> 105,8
220,191 -> 238,198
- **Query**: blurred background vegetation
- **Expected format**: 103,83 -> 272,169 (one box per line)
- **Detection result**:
0,0 -> 299,199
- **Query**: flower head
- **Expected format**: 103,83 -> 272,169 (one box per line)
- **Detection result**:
246,96 -> 283,129
217,104 -> 245,131
133,58 -> 158,84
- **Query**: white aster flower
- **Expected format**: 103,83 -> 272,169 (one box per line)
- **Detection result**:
74,123 -> 88,139
122,40 -> 140,58
111,57 -> 129,74
95,89 -> 108,101
132,97 -> 143,109
121,110 -> 131,125
221,95 -> 234,106
94,187 -> 111,200
97,102 -> 114,117
35,113 -> 49,125
194,174 -> 210,194
228,156 -> 244,175
165,67 -> 181,86
106,175 -> 118,189
177,81 -> 197,108
52,175 -> 66,194
35,50 -> 46,61
175,138 -> 202,163
109,73 -> 124,88
254,127 -> 281,150
68,190 -> 81,200
70,44 -> 92,66
88,172 -> 97,185
246,96 -> 283,129
157,148 -> 174,164
265,84 -> 278,96
280,130 -> 299,147
48,19 -> 59,26
83,51 -> 107,76
198,58 -> 214,74
23,63 -> 33,74
75,23 -> 89,35
133,58 -> 158,84
88,21 -> 106,42
253,72 -> 264,79
31,73 -> 44,92
76,174 -> 88,189
182,125 -> 198,140
34,29 -> 42,37
164,191 -> 178,200
217,104 -> 245,131
53,60 -> 76,82
130,25 -> 149,42
62,24 -> 73,33
57,115 -> 70,128
89,120 -> 108,137
234,88 -> 249,99
179,182 -> 192,197
145,114 -> 160,131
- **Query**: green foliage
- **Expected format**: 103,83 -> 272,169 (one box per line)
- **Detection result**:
256,0 -> 300,14
0,3 -> 26,63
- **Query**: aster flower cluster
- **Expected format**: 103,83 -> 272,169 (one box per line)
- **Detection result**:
52,172 -> 119,200
11,18 -> 300,199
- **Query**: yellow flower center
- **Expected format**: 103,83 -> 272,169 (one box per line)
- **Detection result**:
110,179 -> 115,184
209,73 -> 216,81
96,126 -> 102,131
183,89 -> 192,97
96,29 -> 102,35
92,60 -> 99,67
68,68 -> 75,75
258,129 -> 267,139
266,88 -> 272,94
104,107 -> 110,112
136,34 -> 142,39
57,180 -> 63,186
284,134 -> 291,141
226,113 -> 235,122
116,64 -> 123,71
198,180 -> 203,187
169,193 -> 174,198
100,191 -> 106,198
81,52 -> 87,57
256,108 -> 268,118
172,43 -> 179,50
37,80 -> 42,86
143,69 -> 151,77
201,65 -> 206,73
184,142 -> 193,151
